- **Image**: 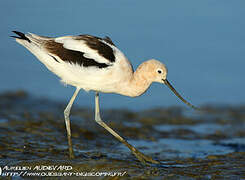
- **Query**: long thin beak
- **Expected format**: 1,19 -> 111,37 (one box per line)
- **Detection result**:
163,79 -> 199,110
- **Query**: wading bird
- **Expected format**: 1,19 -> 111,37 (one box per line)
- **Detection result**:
11,31 -> 198,164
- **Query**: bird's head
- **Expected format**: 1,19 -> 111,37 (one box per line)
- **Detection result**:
144,59 -> 199,110
144,59 -> 168,83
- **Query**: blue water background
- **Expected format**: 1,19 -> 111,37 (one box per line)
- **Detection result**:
0,0 -> 244,110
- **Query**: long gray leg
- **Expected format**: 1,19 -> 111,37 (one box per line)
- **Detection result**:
94,92 -> 159,165
64,88 -> 80,159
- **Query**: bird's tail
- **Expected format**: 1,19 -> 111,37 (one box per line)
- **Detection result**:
11,31 -> 52,45
11,30 -> 61,75
11,31 -> 31,43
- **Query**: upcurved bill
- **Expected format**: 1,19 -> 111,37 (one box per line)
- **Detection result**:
163,79 -> 199,110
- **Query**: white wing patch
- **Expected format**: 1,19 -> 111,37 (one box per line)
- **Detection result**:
55,37 -> 112,64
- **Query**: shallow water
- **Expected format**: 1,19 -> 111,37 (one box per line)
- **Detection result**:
0,91 -> 245,179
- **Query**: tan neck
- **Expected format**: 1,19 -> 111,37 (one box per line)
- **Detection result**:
118,62 -> 152,97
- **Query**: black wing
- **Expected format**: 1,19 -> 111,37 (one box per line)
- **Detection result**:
44,34 -> 117,68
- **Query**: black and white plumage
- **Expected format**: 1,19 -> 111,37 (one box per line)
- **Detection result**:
12,31 -> 198,165
12,31 -> 134,95
46,34 -> 116,66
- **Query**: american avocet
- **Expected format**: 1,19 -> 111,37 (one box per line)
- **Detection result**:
11,31 -> 198,165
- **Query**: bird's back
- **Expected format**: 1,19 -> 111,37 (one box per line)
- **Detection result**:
12,31 -> 134,93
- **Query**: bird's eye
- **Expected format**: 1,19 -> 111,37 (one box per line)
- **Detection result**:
157,69 -> 162,74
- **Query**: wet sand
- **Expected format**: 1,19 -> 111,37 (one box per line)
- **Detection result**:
0,91 -> 245,179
